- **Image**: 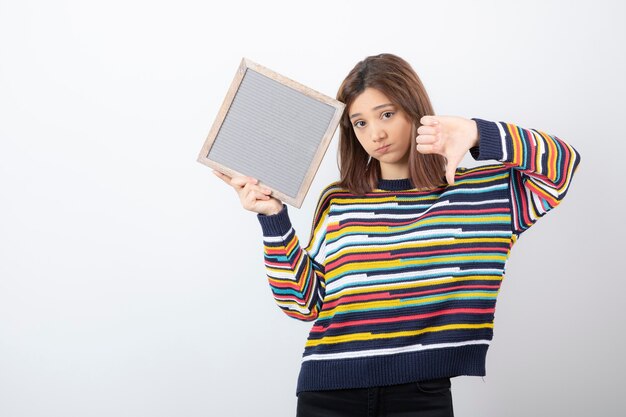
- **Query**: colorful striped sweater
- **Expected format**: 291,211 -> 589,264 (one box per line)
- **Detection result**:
257,118 -> 580,393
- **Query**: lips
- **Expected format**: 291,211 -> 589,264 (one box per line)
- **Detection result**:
376,144 -> 391,154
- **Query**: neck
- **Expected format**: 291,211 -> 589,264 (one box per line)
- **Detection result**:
380,163 -> 409,180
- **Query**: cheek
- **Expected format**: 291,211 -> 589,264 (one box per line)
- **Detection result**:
397,122 -> 414,147
355,137 -> 377,158
355,137 -> 370,153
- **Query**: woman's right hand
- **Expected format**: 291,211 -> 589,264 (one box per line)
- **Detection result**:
213,170 -> 284,216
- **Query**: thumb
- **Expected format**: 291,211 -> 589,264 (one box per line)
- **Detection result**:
445,155 -> 462,185
445,165 -> 456,186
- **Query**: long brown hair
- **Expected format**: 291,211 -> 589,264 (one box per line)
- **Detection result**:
336,53 -> 446,194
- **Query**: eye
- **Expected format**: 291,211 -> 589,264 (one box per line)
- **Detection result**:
353,120 -> 365,128
382,111 -> 394,119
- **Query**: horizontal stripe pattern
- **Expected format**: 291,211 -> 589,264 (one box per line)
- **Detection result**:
258,119 -> 579,392
472,118 -> 581,234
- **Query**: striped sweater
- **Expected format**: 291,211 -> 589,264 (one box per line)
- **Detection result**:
257,118 -> 580,393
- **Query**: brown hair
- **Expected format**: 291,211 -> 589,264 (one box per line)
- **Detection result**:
336,53 -> 446,194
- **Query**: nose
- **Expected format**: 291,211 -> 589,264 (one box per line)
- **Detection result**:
370,123 -> 386,142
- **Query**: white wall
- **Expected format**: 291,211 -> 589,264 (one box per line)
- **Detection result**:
1,1 -> 624,416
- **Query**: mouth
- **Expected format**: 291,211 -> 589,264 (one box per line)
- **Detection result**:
376,144 -> 391,154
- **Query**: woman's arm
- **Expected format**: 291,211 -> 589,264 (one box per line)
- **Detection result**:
415,115 -> 581,236
214,171 -> 330,321
257,194 -> 331,321
470,118 -> 581,235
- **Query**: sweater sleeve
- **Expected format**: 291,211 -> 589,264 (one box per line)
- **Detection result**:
470,118 -> 581,236
256,186 -> 334,321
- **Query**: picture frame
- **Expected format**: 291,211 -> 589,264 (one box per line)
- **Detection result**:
197,58 -> 345,208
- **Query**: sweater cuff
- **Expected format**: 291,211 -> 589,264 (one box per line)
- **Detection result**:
257,204 -> 292,237
471,118 -> 504,161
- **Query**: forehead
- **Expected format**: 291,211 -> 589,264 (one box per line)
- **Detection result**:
349,88 -> 394,114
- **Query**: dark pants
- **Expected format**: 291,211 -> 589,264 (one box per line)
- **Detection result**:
296,378 -> 454,417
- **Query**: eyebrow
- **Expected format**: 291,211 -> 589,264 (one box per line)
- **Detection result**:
349,103 -> 395,120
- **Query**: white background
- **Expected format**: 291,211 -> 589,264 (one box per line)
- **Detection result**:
1,1 -> 624,416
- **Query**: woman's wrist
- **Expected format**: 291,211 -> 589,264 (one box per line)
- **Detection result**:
260,202 -> 284,216
469,119 -> 480,147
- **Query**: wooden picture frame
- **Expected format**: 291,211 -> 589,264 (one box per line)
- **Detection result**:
197,58 -> 345,208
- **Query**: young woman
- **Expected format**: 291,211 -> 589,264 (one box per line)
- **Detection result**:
214,54 -> 580,417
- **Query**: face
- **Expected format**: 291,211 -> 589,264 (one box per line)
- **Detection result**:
348,87 -> 413,179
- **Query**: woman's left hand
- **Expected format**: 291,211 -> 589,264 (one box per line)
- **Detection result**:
415,115 -> 480,185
